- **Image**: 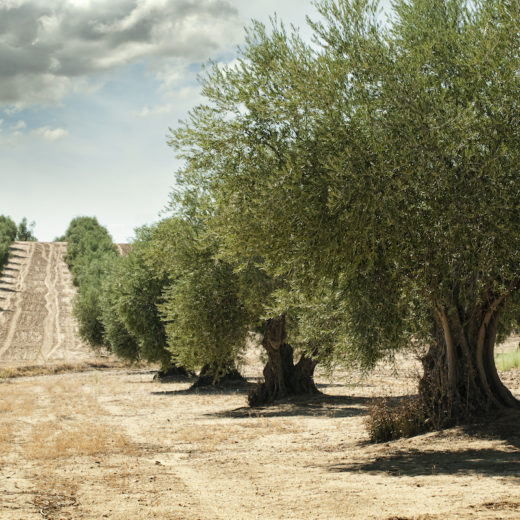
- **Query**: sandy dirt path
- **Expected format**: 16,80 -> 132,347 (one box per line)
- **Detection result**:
0,361 -> 519,520
0,242 -> 102,365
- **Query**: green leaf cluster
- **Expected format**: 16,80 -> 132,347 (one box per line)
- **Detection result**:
169,0 -> 520,368
146,216 -> 251,377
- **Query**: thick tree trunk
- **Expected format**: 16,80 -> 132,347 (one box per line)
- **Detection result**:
154,364 -> 190,380
419,303 -> 519,428
191,362 -> 246,388
248,316 -> 319,406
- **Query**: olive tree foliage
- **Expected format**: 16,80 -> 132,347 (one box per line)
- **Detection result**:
170,0 -> 520,418
64,217 -> 121,347
16,217 -> 37,241
99,227 -> 175,370
0,216 -> 37,270
146,215 -> 251,382
65,217 -> 118,286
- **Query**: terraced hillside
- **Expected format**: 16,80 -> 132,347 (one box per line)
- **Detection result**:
0,242 -> 100,365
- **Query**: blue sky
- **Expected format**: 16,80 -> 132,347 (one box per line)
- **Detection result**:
0,0 -> 389,242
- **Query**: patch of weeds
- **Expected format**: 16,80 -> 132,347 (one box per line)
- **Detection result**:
495,350 -> 520,371
365,397 -> 431,443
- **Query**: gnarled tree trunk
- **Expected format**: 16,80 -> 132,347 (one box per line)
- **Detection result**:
248,315 -> 319,406
154,364 -> 189,380
419,300 -> 519,428
191,362 -> 246,388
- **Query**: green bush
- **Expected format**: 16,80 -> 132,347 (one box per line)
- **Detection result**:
0,215 -> 18,272
63,217 -> 118,348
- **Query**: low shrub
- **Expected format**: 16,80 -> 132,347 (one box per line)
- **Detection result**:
365,396 -> 431,443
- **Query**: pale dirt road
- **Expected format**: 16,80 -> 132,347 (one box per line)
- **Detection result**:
0,362 -> 519,520
0,241 -> 104,366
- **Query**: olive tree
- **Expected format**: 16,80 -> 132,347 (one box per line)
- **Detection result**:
0,215 -> 17,270
170,0 -> 520,420
147,215 -> 250,386
100,227 -> 187,376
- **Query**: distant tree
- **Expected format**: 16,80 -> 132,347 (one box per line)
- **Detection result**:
0,215 -> 18,270
99,226 -> 187,376
16,218 -> 37,241
64,217 -> 118,347
0,215 -> 17,242
73,253 -> 117,347
64,216 -> 117,285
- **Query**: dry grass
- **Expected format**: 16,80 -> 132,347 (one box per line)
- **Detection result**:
25,421 -> 137,460
0,423 -> 13,456
0,360 -> 138,380
0,383 -> 36,416
172,419 -> 302,452
30,471 -> 79,520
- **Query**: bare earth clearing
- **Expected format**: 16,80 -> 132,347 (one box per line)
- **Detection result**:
1,243 -> 520,519
0,242 -> 105,367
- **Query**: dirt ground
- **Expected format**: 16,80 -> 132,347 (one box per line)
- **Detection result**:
0,357 -> 519,520
1,243 -> 520,519
0,242 -> 102,366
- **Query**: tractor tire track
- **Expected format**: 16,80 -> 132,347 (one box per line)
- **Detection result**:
0,241 -> 102,365
0,242 -> 35,359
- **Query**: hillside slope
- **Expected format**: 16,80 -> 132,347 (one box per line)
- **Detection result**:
0,241 -> 102,365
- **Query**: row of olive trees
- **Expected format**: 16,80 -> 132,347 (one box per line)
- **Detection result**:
163,0 -> 520,426
0,216 -> 37,271
69,0 -> 520,429
64,217 -> 179,374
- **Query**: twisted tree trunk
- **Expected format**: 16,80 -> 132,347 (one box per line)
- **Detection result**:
248,315 -> 319,406
419,300 -> 519,428
191,362 -> 246,388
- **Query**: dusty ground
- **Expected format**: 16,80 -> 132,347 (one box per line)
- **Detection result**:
0,359 -> 519,520
1,243 -> 520,519
0,242 -> 104,366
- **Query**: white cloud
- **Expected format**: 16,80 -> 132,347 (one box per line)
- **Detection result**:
136,103 -> 174,117
32,126 -> 68,141
14,120 -> 26,129
0,0 -> 242,108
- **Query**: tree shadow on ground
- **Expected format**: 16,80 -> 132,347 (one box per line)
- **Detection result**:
329,410 -> 520,478
151,381 -> 254,397
208,394 -> 371,419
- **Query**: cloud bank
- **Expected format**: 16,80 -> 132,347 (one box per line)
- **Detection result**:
0,0 -> 241,108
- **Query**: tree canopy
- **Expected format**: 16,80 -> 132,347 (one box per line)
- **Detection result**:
169,0 -> 520,418
63,217 -> 120,346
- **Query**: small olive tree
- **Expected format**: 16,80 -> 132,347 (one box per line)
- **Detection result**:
146,215 -> 250,386
99,227 -> 187,376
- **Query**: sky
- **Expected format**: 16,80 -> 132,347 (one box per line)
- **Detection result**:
0,0 -> 390,242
